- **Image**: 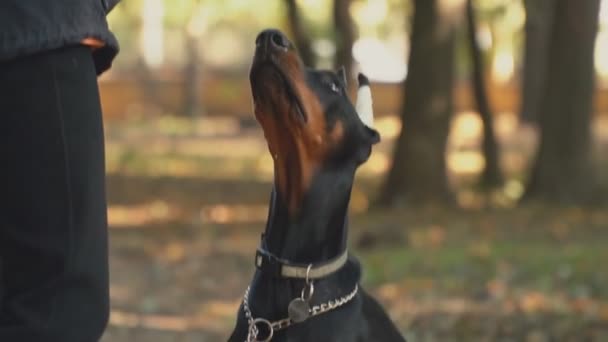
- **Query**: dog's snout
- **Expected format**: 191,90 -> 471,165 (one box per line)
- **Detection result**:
256,29 -> 292,51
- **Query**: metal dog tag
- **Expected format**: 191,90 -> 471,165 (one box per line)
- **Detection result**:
288,298 -> 311,323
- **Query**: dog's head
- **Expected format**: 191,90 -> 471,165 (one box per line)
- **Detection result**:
250,29 -> 379,211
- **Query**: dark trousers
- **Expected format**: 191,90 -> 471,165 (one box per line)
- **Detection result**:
0,46 -> 109,341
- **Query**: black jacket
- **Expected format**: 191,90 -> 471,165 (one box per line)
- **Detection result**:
0,0 -> 120,74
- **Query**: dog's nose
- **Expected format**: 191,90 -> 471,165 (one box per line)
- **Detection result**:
256,29 -> 292,51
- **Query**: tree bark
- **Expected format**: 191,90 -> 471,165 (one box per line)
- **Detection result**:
333,0 -> 355,79
524,0 -> 600,203
466,0 -> 502,189
519,0 -> 554,123
284,0 -> 316,67
377,0 -> 463,207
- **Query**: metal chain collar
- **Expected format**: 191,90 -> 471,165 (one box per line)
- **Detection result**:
242,284 -> 359,342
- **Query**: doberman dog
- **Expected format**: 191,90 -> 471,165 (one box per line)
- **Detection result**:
228,29 -> 406,342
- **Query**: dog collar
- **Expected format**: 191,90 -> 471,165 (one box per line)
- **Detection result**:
255,248 -> 349,279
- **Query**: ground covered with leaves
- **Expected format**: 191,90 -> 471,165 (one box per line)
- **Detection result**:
101,116 -> 608,341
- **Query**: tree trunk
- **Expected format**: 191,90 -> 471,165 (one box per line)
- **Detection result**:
377,0 -> 463,207
333,0 -> 355,79
466,0 -> 502,189
284,0 -> 316,67
135,56 -> 159,114
524,0 -> 600,203
519,0 -> 554,123
182,31 -> 201,117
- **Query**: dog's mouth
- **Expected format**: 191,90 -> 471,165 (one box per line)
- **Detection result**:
250,60 -> 308,123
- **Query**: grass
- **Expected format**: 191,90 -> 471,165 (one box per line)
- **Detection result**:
360,239 -> 608,298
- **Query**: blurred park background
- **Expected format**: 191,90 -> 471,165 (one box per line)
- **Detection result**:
100,0 -> 608,341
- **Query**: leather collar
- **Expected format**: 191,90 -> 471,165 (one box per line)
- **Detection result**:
255,247 -> 349,279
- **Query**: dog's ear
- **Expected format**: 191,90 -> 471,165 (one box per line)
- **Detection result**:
336,66 -> 347,87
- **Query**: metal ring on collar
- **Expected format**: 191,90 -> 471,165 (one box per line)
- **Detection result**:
249,318 -> 274,342
300,281 -> 314,301
305,264 -> 312,284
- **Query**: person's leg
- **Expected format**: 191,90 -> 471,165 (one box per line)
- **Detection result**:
0,46 -> 109,342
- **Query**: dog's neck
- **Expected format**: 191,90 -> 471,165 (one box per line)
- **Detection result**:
262,164 -> 357,264
238,164 -> 361,336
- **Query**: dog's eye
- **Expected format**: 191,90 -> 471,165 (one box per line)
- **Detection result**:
330,82 -> 340,93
